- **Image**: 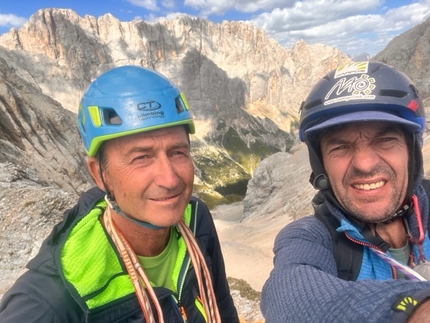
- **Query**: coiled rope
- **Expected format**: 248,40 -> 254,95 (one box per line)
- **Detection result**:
103,206 -> 221,322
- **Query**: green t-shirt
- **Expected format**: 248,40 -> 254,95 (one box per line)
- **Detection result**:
137,228 -> 179,292
389,240 -> 410,279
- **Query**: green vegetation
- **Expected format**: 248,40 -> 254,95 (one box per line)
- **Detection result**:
190,119 -> 295,209
227,277 -> 261,302
193,189 -> 242,210
191,138 -> 252,206
24,201 -> 36,207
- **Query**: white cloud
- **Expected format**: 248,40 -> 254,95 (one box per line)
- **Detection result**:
161,0 -> 176,10
161,12 -> 195,20
249,0 -> 382,32
0,13 -> 26,28
381,2 -> 430,32
238,0 -> 430,56
184,0 -> 381,17
287,15 -> 383,40
142,11 -> 194,23
184,0 -> 296,15
127,0 -> 159,11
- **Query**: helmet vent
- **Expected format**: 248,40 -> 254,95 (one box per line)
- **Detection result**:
379,89 -> 407,98
303,99 -> 323,111
103,109 -> 122,125
175,97 -> 185,114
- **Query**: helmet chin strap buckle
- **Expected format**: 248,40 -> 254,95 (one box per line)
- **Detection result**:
312,173 -> 330,190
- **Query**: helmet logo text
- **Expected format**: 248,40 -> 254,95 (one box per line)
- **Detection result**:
324,74 -> 376,105
137,101 -> 161,111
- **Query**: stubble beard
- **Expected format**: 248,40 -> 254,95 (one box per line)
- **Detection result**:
338,165 -> 405,224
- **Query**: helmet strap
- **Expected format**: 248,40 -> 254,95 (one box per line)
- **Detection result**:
307,141 -> 331,191
104,195 -> 165,230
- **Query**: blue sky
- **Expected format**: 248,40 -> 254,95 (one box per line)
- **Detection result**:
0,0 -> 429,57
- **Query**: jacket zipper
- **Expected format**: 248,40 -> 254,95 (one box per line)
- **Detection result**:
174,253 -> 191,322
171,294 -> 188,323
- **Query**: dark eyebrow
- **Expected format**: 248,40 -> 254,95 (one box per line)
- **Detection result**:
123,141 -> 190,157
123,146 -> 152,158
323,136 -> 348,146
323,123 -> 403,146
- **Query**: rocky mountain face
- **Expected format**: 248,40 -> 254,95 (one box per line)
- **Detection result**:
6,7 -> 430,321
243,144 -> 315,222
0,44 -> 93,297
0,49 -> 92,194
0,8 -> 351,203
373,15 -> 430,99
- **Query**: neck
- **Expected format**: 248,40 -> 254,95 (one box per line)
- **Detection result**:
110,209 -> 171,257
374,217 -> 407,248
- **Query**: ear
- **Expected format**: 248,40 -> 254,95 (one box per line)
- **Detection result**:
87,157 -> 106,191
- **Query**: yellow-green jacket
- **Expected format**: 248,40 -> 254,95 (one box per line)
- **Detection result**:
0,187 -> 239,322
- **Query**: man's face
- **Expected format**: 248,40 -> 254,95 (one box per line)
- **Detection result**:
320,121 -> 409,223
101,126 -> 194,227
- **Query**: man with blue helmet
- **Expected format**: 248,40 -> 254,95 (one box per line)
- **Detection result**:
261,61 -> 430,322
0,66 -> 239,323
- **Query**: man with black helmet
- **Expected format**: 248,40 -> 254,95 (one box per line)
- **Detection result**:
0,66 -> 239,323
261,61 -> 430,322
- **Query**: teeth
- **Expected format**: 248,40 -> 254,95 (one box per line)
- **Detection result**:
353,181 -> 385,190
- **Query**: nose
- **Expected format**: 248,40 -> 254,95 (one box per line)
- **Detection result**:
154,155 -> 180,189
350,145 -> 380,173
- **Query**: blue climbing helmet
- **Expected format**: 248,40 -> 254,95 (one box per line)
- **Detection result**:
78,65 -> 195,157
298,61 -> 425,200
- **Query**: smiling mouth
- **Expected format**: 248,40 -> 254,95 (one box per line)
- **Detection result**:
153,194 -> 180,201
353,180 -> 385,191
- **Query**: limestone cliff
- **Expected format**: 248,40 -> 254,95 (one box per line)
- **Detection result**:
0,9 -> 351,132
373,16 -> 430,98
0,48 -> 92,194
0,8 -> 351,201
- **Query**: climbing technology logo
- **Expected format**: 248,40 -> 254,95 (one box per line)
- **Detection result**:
135,100 -> 164,121
324,72 -> 376,106
137,101 -> 162,111
392,295 -> 418,315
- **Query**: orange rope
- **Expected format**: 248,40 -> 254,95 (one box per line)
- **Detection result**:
103,207 -> 221,323
103,207 -> 163,323
178,220 -> 221,323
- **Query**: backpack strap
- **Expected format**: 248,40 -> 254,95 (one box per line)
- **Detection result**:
313,194 -> 363,281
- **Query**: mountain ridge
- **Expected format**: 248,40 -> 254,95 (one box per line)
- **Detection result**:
2,8 -> 430,322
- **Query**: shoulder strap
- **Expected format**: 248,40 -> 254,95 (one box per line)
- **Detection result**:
313,196 -> 363,281
422,178 -> 430,233
421,178 -> 430,193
